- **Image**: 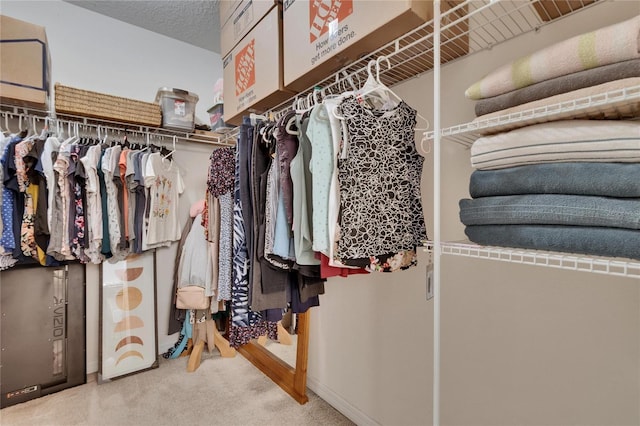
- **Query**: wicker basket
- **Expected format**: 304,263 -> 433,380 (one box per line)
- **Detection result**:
54,83 -> 162,127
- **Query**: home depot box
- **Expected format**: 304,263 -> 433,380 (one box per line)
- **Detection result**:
0,15 -> 51,108
223,6 -> 294,125
283,0 -> 464,92
221,0 -> 278,57
219,0 -> 243,27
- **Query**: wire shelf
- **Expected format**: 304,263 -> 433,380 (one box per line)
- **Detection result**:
266,0 -> 604,118
423,240 -> 640,279
0,104 -> 238,147
430,84 -> 640,147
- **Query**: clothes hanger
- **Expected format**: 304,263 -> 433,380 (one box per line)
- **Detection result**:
95,125 -> 104,146
18,115 -> 25,135
61,122 -> 79,148
345,55 -> 429,132
250,112 -> 267,126
2,113 -> 12,136
139,132 -> 150,152
294,90 -> 317,115
26,115 -> 37,138
276,107 -> 299,136
419,132 -> 432,155
354,60 -> 394,109
102,126 -> 109,145
285,115 -> 299,135
376,56 -> 429,131
42,117 -> 52,139
162,135 -> 176,161
54,119 -> 61,139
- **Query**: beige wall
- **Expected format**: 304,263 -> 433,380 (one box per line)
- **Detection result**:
307,2 -> 640,425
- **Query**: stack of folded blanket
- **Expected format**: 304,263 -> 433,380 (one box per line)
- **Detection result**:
458,15 -> 640,260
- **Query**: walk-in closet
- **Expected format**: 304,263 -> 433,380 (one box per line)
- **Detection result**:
1,1 -> 638,425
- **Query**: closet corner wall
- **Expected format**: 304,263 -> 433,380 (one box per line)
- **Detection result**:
268,1 -> 639,424
426,1 -> 640,425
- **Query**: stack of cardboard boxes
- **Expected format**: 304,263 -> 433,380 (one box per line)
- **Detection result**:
222,0 -> 468,125
221,0 -> 291,125
0,15 -> 51,109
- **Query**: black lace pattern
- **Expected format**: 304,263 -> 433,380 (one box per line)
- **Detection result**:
336,96 -> 427,271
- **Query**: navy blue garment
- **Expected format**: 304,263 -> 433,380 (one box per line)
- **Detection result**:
465,225 -> 640,260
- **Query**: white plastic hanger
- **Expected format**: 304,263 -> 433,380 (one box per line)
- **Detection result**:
38,117 -> 49,139
419,132 -> 432,155
295,89 -> 322,115
355,60 -> 394,108
162,135 -> 176,161
54,118 -> 62,139
140,132 -> 150,152
331,56 -> 429,133
250,112 -> 267,125
102,126 -> 109,145
60,121 -> 79,149
3,113 -> 12,135
283,107 -> 299,135
361,56 -> 430,131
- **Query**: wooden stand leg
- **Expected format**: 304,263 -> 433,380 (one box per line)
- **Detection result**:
187,340 -> 205,372
213,328 -> 236,358
179,338 -> 193,357
277,321 -> 292,345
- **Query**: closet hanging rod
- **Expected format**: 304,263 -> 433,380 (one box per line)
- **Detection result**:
0,104 -> 238,147
264,0 -> 605,120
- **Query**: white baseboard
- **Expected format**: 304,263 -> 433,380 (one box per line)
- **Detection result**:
306,376 -> 381,426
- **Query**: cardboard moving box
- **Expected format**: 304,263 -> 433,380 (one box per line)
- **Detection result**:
219,0 -> 243,28
221,0 -> 278,57
283,0 -> 467,92
223,6 -> 294,125
0,15 -> 51,109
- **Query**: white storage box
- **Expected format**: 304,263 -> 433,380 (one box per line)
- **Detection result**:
155,87 -> 199,131
223,6 -> 294,126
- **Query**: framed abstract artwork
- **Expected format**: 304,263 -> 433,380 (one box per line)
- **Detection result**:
99,251 -> 159,382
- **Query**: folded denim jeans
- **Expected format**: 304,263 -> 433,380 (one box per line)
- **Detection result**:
469,162 -> 640,198
459,194 -> 640,229
464,224 -> 640,260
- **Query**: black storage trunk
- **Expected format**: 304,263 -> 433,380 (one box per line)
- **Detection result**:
1,263 -> 86,408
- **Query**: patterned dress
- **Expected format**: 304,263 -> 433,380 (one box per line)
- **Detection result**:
228,134 -> 277,348
336,96 -> 428,272
206,147 -> 235,301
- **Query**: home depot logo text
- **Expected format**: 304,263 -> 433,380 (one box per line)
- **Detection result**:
309,0 -> 353,43
235,39 -> 256,96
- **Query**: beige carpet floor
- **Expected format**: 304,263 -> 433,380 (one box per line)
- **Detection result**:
0,351 -> 354,426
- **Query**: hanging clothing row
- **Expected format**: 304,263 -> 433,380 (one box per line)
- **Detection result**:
268,57 -> 429,273
193,57 -> 430,349
0,114 -> 184,270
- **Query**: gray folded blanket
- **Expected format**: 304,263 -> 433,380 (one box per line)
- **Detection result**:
464,225 -> 640,260
460,194 -> 640,230
474,59 -> 640,116
469,163 -> 640,198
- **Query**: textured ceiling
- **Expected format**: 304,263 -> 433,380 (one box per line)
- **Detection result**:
64,1 -> 222,53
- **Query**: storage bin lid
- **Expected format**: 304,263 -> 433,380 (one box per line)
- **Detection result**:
207,103 -> 224,113
155,87 -> 199,103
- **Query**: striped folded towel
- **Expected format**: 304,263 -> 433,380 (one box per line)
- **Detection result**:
470,119 -> 640,170
465,15 -> 640,100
